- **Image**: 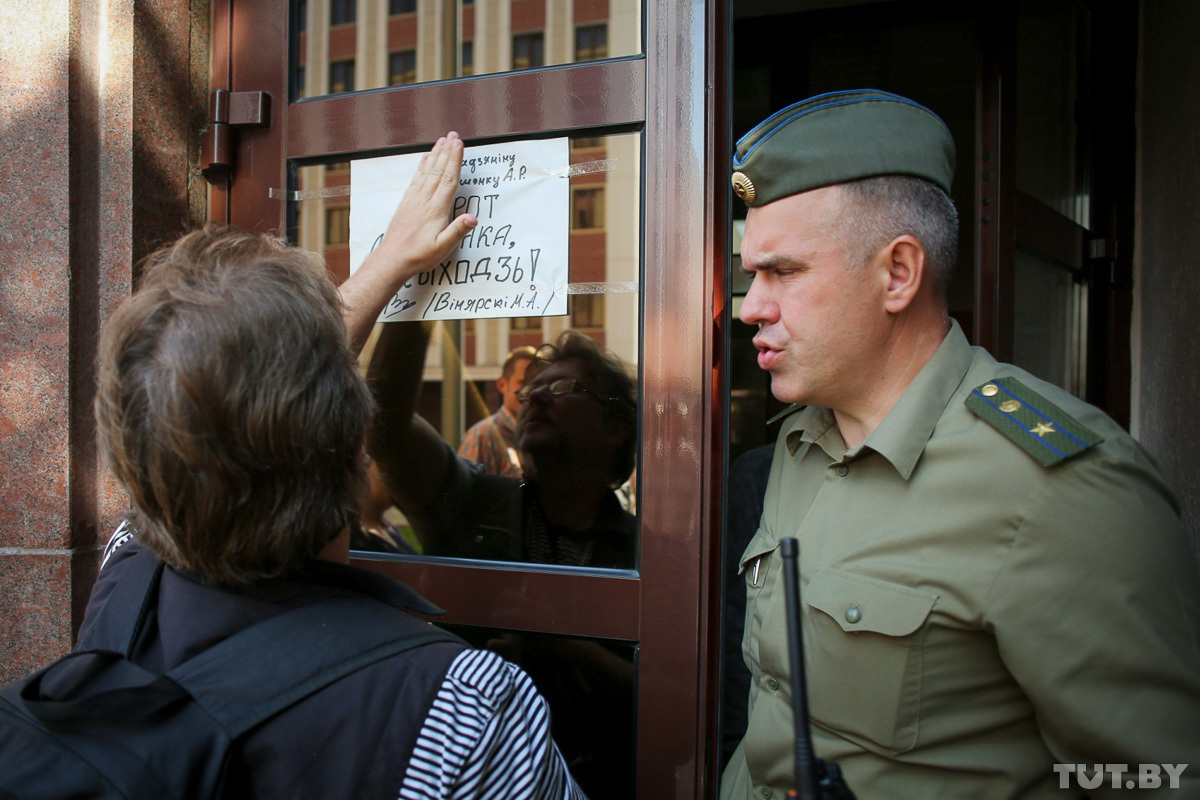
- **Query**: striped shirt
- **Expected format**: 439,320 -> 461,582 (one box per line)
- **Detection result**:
100,524 -> 587,800
401,648 -> 586,799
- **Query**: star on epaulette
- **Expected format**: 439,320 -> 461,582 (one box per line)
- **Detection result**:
767,403 -> 804,425
965,378 -> 1103,467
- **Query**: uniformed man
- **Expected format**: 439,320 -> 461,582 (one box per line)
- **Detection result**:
721,90 -> 1200,799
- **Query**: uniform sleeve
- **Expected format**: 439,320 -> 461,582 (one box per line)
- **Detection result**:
986,449 -> 1200,796
399,649 -> 587,800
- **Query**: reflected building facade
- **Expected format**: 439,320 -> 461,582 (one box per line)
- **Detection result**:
292,0 -> 641,440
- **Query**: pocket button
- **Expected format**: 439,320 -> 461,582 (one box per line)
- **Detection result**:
844,605 -> 862,624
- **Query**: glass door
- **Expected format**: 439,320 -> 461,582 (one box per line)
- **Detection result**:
211,0 -> 729,796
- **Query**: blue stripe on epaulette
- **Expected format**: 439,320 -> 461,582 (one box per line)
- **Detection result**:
991,383 -> 1094,451
965,377 -> 1103,467
972,390 -> 1070,459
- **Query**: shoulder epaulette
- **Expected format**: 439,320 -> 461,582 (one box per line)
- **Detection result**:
767,403 -> 804,425
965,377 -> 1103,467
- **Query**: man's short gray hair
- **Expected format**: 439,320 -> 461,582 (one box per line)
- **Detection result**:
830,176 -> 959,292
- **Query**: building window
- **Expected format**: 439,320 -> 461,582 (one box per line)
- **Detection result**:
326,207 -> 351,246
511,316 -> 542,331
295,66 -> 306,99
389,0 -> 416,13
512,33 -> 544,71
571,294 -> 605,329
571,137 -> 604,151
575,24 -> 608,62
296,0 -> 307,32
461,41 -> 474,77
330,0 -> 355,25
389,50 -> 417,85
572,187 -> 605,230
329,60 -> 355,94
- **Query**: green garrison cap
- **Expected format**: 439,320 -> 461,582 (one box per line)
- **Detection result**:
731,89 -> 955,207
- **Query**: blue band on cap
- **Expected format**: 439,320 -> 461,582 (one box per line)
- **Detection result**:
733,92 -> 949,168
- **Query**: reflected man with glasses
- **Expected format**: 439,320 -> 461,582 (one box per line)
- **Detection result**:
368,324 -> 637,570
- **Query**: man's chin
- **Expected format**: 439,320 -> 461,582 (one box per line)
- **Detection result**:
767,375 -> 806,406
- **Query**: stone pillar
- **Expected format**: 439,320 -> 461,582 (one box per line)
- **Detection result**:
0,0 -> 208,682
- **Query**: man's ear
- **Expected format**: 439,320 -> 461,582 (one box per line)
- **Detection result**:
881,235 -> 926,314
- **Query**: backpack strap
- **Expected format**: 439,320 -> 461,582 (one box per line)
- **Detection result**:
168,593 -> 464,738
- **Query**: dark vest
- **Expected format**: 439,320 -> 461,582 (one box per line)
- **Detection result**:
78,541 -> 464,800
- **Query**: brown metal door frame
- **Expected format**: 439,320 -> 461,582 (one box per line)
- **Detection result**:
975,6 -> 1016,362
975,1 -> 1135,419
210,0 -> 730,796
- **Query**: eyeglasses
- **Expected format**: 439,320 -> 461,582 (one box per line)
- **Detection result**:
515,377 -> 611,404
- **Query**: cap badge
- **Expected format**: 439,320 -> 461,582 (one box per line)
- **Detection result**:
731,171 -> 756,204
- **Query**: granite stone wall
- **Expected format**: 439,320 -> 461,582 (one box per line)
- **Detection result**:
0,0 -> 208,682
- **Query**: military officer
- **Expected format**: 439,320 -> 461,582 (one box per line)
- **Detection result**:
721,89 -> 1200,799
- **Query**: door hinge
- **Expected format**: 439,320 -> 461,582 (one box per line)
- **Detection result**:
201,90 -> 271,179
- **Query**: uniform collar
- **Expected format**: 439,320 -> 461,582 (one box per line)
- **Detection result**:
784,319 -> 973,479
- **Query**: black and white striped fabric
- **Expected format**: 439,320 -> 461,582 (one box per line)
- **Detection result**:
400,648 -> 585,799
100,520 -> 135,569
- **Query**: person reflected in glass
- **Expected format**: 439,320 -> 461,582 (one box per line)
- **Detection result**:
368,325 -> 637,569
457,345 -> 536,478
350,458 -> 416,555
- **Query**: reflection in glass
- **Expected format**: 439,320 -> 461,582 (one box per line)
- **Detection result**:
444,624 -> 636,799
292,133 -> 641,568
1012,248 -> 1086,395
367,327 -> 637,568
291,0 -> 641,101
1016,0 -> 1091,227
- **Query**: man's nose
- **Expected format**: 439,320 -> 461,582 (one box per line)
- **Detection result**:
739,277 -> 776,326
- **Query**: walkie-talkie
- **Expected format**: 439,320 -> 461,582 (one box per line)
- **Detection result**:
779,537 -> 857,800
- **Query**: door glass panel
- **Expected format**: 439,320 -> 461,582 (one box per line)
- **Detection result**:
1012,248 -> 1086,395
443,624 -> 636,799
290,132 -> 641,570
1016,0 -> 1092,228
291,0 -> 642,100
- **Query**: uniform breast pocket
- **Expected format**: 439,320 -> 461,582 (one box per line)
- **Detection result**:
738,528 -> 779,670
803,567 -> 937,754
739,528 -> 777,593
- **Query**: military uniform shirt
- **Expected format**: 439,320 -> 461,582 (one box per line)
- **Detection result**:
720,321 -> 1200,800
